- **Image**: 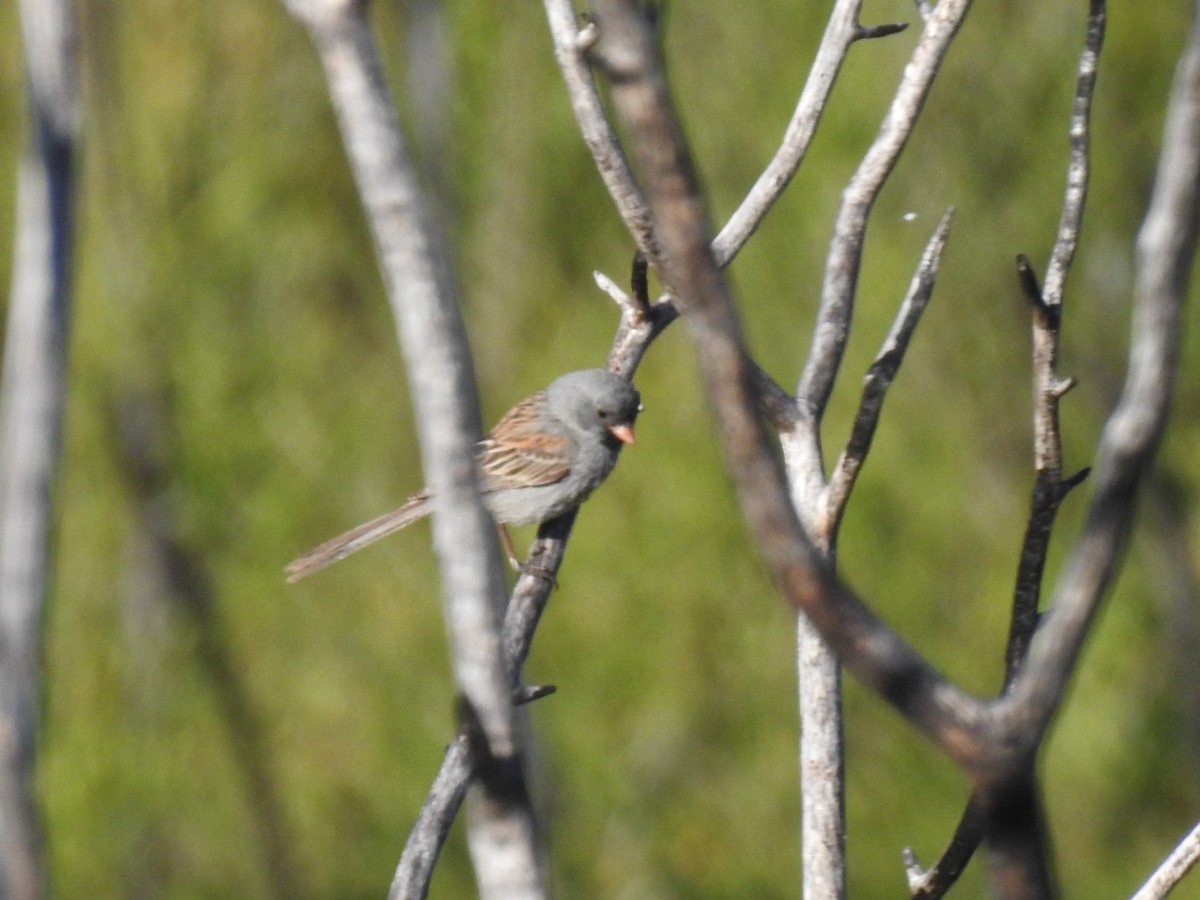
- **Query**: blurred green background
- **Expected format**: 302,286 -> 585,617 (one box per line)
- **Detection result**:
2,0 -> 1199,896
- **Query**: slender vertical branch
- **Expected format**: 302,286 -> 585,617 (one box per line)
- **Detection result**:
0,1 -> 77,897
543,0 -> 661,266
280,1 -> 544,895
1041,0 -> 1106,308
999,0 -> 1200,748
906,7 -> 1104,894
821,209 -> 953,536
790,210 -> 951,900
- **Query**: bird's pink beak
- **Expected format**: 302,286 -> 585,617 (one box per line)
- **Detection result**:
609,424 -> 636,445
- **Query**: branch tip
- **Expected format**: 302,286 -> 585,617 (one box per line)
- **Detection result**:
1016,254 -> 1043,307
513,684 -> 557,705
855,21 -> 909,42
1061,466 -> 1092,494
593,269 -> 628,305
1050,376 -> 1076,398
902,845 -> 924,876
575,15 -> 600,52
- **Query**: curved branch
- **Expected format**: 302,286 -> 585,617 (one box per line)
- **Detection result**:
1131,819 -> 1200,900
543,0 -> 660,266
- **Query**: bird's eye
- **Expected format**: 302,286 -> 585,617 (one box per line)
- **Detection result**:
598,408 -> 610,420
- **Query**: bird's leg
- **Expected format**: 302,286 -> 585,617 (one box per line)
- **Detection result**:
496,523 -> 521,570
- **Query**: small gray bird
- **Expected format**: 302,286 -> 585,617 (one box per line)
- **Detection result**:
286,368 -> 642,582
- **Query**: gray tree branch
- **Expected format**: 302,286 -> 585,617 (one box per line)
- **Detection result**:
796,0 -> 972,419
0,1 -> 77,897
279,2 -> 544,895
905,4 -> 1105,893
586,1 -> 1200,897
1131,819 -> 1200,900
997,0 -> 1200,761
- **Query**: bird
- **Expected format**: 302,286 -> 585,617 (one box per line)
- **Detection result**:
285,368 -> 642,582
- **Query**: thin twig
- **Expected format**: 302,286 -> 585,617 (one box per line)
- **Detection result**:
1130,819 -> 1200,900
630,250 -> 651,319
1042,0 -> 1106,307
712,0 -> 900,266
390,734 -> 475,900
543,0 -> 660,266
0,1 -> 77,897
822,208 -> 953,535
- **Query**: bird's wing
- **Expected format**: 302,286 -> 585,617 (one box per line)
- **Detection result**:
478,391 -> 573,490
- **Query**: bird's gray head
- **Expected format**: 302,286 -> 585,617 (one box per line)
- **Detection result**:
546,368 -> 642,445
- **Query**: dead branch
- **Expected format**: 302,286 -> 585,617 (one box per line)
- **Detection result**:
905,4 -> 1105,891
796,0 -> 972,421
279,1 -> 544,895
1131,819 -> 1200,900
0,1 -> 77,897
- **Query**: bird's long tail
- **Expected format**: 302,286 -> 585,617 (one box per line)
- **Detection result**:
285,492 -> 431,582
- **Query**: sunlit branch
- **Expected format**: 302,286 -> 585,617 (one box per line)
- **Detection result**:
797,0 -> 972,420
821,208 -> 953,536
543,0 -> 660,266
712,0 -> 907,266
1130,819 -> 1200,900
590,0 -> 989,765
280,1 -> 544,895
905,7 -> 1105,893
998,0 -> 1200,748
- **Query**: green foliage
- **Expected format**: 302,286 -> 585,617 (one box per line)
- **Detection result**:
2,0 -> 1198,896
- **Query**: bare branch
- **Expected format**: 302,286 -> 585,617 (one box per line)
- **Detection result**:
797,0 -> 972,420
1041,0 -> 1106,307
1130,820 -> 1200,900
796,208 -> 948,900
906,7 -> 1104,892
390,734 -> 475,900
855,22 -> 909,42
394,512 -> 577,897
629,250 -> 652,318
712,0 -> 899,266
590,0 -> 988,766
543,0 -> 660,266
280,2 -> 544,894
904,798 -> 986,898
0,0 -> 77,896
998,0 -> 1200,750
822,208 -> 953,534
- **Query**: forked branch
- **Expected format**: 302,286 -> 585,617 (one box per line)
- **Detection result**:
906,5 -> 1105,891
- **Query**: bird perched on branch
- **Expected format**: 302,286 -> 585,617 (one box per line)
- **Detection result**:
286,368 -> 642,581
